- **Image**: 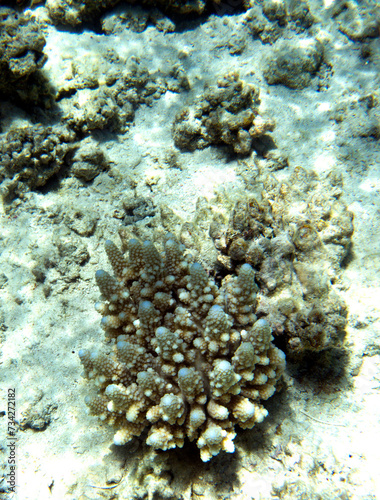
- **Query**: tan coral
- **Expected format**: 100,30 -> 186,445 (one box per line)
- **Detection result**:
80,235 -> 285,461
205,166 -> 353,355
172,72 -> 274,155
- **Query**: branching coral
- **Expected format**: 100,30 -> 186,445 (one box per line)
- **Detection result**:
79,235 -> 285,461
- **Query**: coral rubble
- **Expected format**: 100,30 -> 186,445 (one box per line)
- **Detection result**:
172,72 -> 275,155
0,124 -> 76,204
242,0 -> 314,44
0,7 -> 47,100
263,37 -> 324,89
208,166 -> 353,354
46,0 -> 207,26
79,236 -> 285,462
58,56 -> 188,134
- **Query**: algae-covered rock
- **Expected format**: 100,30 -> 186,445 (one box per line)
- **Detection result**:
46,0 -> 120,26
0,124 -> 76,205
62,87 -> 123,134
184,166 -> 353,357
243,5 -> 283,44
334,2 -> 380,41
243,0 -> 314,43
0,7 -> 47,99
262,0 -> 287,25
59,57 -> 180,134
329,92 -> 380,140
172,72 -> 275,155
287,0 -> 314,29
70,138 -> 109,182
263,37 -> 324,89
46,0 -> 207,26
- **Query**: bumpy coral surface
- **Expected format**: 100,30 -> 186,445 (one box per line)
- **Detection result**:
79,236 -> 285,461
172,72 -> 275,155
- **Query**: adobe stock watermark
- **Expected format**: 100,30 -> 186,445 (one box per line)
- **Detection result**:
5,388 -> 17,494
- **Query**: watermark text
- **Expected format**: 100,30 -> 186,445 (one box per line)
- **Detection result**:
6,388 -> 17,494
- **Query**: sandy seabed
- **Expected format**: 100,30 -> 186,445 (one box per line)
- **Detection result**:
1,1 -> 380,499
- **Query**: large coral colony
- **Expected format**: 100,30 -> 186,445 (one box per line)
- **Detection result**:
79,235 -> 285,461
